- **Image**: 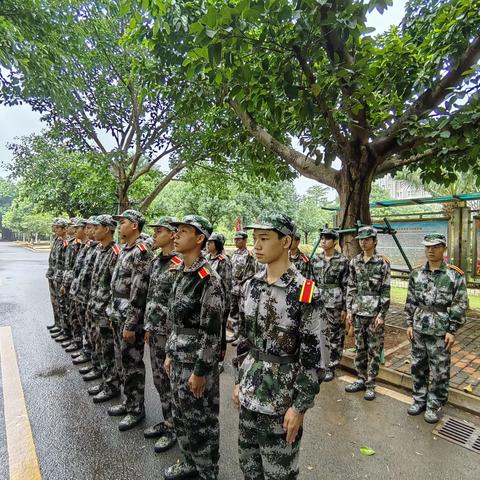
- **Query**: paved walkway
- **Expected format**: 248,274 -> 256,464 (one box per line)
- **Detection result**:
382,304 -> 480,397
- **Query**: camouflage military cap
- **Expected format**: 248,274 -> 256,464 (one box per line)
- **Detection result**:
112,209 -> 145,227
146,216 -> 177,231
245,212 -> 297,237
208,232 -> 225,245
422,233 -> 447,246
85,216 -> 98,225
293,232 -> 301,241
234,231 -> 248,240
72,218 -> 87,227
320,227 -> 339,239
68,217 -> 79,226
356,226 -> 377,239
50,217 -> 59,226
92,214 -> 117,229
171,215 -> 213,239
54,218 -> 69,228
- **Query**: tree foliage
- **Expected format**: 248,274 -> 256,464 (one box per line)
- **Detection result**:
126,0 -> 480,253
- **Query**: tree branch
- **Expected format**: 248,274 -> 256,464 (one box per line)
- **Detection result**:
229,99 -> 337,188
292,45 -> 348,153
374,34 -> 480,157
138,161 -> 187,212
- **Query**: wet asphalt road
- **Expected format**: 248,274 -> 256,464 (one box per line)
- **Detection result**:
0,241 -> 479,480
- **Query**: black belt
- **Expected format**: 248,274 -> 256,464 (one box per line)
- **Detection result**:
249,347 -> 297,365
173,326 -> 199,335
114,293 -> 130,299
417,305 -> 448,313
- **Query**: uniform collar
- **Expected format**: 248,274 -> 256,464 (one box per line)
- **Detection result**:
183,253 -> 207,273
422,260 -> 447,272
254,266 -> 296,288
357,252 -> 381,264
235,247 -> 249,255
123,236 -> 143,251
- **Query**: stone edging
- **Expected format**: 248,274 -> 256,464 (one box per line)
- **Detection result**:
340,353 -> 480,415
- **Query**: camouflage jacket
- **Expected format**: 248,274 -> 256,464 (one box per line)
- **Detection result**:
237,267 -> 327,416
290,250 -> 311,278
231,248 -> 256,294
53,238 -> 69,285
88,241 -> 121,322
62,238 -> 83,290
110,237 -> 153,330
207,252 -> 233,314
70,242 -> 92,298
405,261 -> 467,336
70,241 -> 100,304
310,251 -> 349,309
46,236 -> 62,280
144,253 -> 182,335
346,253 -> 391,319
166,254 -> 225,376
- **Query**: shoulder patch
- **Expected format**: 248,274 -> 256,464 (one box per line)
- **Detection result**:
63,240 -> 68,247
447,264 -> 464,276
299,279 -> 315,303
218,254 -> 226,261
198,266 -> 210,279
301,254 -> 309,263
136,242 -> 147,252
96,242 -> 103,248
112,244 -> 120,255
170,255 -> 182,266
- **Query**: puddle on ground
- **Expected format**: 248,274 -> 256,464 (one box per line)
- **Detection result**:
36,366 -> 68,378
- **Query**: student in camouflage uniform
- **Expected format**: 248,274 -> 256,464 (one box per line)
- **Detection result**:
310,228 -> 349,381
46,219 -> 67,334
59,219 -> 87,348
142,216 -> 179,453
54,219 -> 80,344
289,232 -> 311,278
51,220 -> 71,341
108,209 -> 153,431
70,217 -> 100,370
405,233 -> 467,423
163,215 -> 225,480
86,215 -> 122,403
345,226 -> 390,401
207,232 -> 233,363
229,231 -> 256,339
232,212 -> 328,480
63,219 -> 89,352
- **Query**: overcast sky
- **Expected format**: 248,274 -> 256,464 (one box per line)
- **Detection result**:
0,0 -> 407,198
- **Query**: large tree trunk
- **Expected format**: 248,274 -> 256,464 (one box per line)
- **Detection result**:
336,158 -> 375,257
117,186 -> 131,213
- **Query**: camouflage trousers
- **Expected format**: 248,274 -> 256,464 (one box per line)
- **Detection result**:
411,331 -> 451,409
112,321 -> 145,414
56,284 -> 72,335
71,299 -> 84,347
85,308 -> 101,369
325,308 -> 345,369
239,407 -> 302,480
170,360 -> 219,480
96,320 -> 120,393
48,279 -> 61,327
229,292 -> 240,335
353,315 -> 384,388
73,300 -> 94,358
149,333 -> 172,423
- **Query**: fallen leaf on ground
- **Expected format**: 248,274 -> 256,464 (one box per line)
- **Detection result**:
306,466 -> 313,470
463,384 -> 474,393
360,447 -> 375,456
415,452 -> 423,456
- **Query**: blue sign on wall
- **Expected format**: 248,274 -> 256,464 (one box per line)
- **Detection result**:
376,219 -> 449,270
